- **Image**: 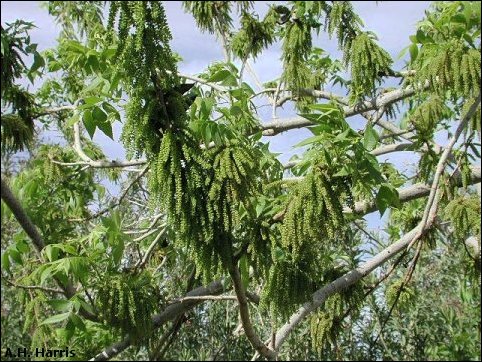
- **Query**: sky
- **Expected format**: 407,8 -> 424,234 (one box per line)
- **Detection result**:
1,1 -> 433,231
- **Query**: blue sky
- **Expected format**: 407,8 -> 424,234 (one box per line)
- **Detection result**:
1,1 -> 433,230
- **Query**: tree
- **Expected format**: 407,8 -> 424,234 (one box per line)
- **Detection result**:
1,1 -> 480,361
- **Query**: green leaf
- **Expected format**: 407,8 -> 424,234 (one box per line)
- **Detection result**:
293,135 -> 324,148
86,54 -> 100,73
208,69 -> 231,83
97,120 -> 113,140
84,77 -> 104,92
1,252 -> 11,272
409,44 -> 418,63
59,258 -> 71,275
334,165 -> 351,177
451,13 -> 467,25
48,60 -> 61,72
299,113 -> 327,125
102,46 -> 117,59
102,102 -> 117,115
44,245 -> 59,262
79,299 -> 95,315
376,184 -> 401,216
112,238 -> 125,266
92,106 -> 107,123
200,98 -> 214,119
363,123 -> 379,151
64,40 -> 86,53
9,248 -> 22,264
40,265 -> 54,285
83,96 -> 103,105
47,299 -> 72,312
334,128 -> 355,143
67,257 -> 88,283
82,110 -> 96,138
308,103 -> 341,113
69,313 -> 86,331
30,51 -> 45,73
15,239 -> 29,253
230,105 -> 242,117
223,74 -> 238,87
65,112 -> 80,128
56,323 -> 75,342
203,122 -> 212,144
240,82 -> 255,96
40,312 -> 70,325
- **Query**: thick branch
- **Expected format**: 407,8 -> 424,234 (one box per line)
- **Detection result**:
262,86 -> 420,136
171,295 -> 238,303
1,177 -> 45,254
349,165 -> 480,215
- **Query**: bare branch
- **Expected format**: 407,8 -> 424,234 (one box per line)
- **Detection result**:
170,295 -> 238,303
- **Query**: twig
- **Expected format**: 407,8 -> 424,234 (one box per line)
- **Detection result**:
134,227 -> 166,270
371,239 -> 423,347
86,165 -> 149,220
3,278 -> 64,294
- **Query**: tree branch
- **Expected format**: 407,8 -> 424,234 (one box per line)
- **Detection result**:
170,295 -> 238,303
3,277 -> 64,294
270,226 -> 421,353
1,177 -> 45,256
134,227 -> 166,270
262,85 -> 422,136
228,265 -> 277,360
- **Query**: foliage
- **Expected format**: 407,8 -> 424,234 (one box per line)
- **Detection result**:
1,22 -> 39,153
444,193 -> 481,240
96,271 -> 160,343
1,1 -> 481,361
